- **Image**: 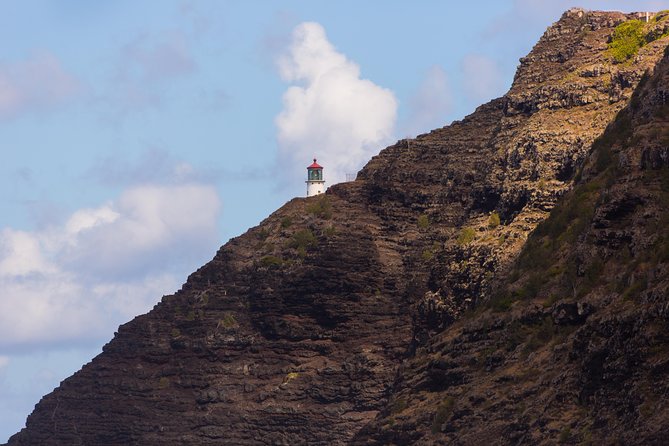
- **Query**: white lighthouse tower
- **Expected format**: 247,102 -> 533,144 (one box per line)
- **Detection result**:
306,158 -> 325,197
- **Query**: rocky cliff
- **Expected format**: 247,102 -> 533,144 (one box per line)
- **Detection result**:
354,31 -> 669,446
7,9 -> 669,446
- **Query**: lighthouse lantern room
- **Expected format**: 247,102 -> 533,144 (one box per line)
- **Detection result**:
306,158 -> 325,197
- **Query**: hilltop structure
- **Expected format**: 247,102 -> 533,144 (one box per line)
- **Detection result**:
306,158 -> 325,197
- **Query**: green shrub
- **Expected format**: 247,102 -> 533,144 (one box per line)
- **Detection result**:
290,229 -> 317,253
281,217 -> 293,228
390,398 -> 408,414
523,317 -> 555,354
558,427 -> 572,443
488,212 -> 501,229
260,255 -> 283,268
306,196 -> 332,219
417,214 -> 430,229
622,278 -> 647,301
490,295 -> 517,313
220,313 -> 238,329
490,294 -> 514,312
421,249 -> 434,261
457,227 -> 476,245
609,20 -> 645,63
431,397 -> 455,434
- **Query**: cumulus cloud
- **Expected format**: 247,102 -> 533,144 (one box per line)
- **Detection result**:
0,52 -> 81,120
0,183 -> 221,350
462,55 -> 505,103
275,22 -> 397,184
404,65 -> 452,136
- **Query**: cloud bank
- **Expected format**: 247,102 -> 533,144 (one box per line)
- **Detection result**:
0,183 -> 221,350
276,22 -> 397,184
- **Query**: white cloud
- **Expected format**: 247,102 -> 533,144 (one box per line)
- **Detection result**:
404,65 -> 452,136
275,22 -> 397,184
462,55 -> 505,103
0,356 -> 8,370
65,185 -> 220,279
0,229 -> 54,277
0,52 -> 81,120
0,184 -> 221,350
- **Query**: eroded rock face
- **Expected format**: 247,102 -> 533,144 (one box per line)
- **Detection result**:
6,9 -> 669,446
355,8 -> 667,341
7,197 -> 413,446
354,28 -> 669,446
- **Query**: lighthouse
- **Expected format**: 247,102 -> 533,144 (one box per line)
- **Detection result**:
306,158 -> 325,197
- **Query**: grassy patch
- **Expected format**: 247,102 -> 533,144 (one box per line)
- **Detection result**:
324,225 -> 337,237
417,214 -> 430,229
457,227 -> 476,245
622,278 -> 647,301
488,212 -> 501,229
290,229 -> 317,252
558,426 -> 572,443
260,255 -> 284,268
609,20 -> 645,63
390,397 -> 408,414
306,196 -> 332,219
523,317 -> 556,354
422,249 -> 435,261
220,312 -> 238,329
431,397 -> 455,434
489,294 -> 515,312
281,216 -> 293,229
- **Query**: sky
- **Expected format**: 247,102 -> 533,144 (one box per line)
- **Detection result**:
1,0 -> 668,441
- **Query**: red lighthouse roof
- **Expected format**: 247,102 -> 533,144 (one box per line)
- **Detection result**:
307,158 -> 323,169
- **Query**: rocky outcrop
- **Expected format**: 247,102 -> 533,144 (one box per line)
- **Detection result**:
355,8 -> 668,342
353,25 -> 669,446
7,9 -> 669,446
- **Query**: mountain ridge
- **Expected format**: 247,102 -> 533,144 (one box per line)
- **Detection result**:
355,45 -> 669,445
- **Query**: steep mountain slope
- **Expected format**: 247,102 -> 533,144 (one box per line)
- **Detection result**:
6,9 -> 669,445
354,43 -> 669,446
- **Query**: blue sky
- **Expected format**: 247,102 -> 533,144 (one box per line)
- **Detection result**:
1,0 -> 667,440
